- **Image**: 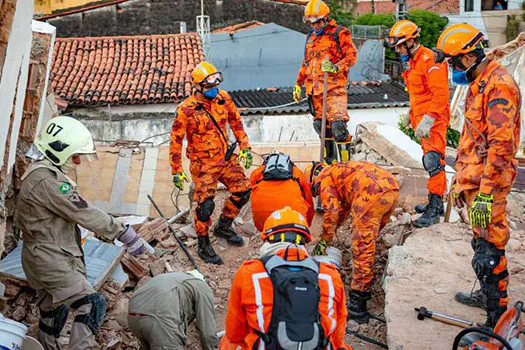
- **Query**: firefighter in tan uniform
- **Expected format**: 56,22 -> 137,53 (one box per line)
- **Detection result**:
128,271 -> 218,350
15,117 -> 148,350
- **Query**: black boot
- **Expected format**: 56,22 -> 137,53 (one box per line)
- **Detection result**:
213,216 -> 244,246
347,290 -> 371,324
197,236 -> 223,265
483,306 -> 507,329
415,194 -> 445,215
413,194 -> 443,228
455,289 -> 487,310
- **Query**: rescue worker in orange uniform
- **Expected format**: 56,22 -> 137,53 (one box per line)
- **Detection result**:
250,152 -> 314,231
386,20 -> 450,228
294,0 -> 357,164
220,207 -> 351,350
170,62 -> 253,265
434,24 -> 521,328
305,161 -> 400,323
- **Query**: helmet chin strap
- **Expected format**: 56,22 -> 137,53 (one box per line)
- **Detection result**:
403,41 -> 420,60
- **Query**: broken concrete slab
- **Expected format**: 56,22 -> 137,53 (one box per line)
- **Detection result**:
384,223 -> 525,349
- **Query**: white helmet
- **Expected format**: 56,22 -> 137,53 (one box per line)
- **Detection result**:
34,117 -> 96,166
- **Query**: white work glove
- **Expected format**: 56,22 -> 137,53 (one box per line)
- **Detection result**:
400,112 -> 411,128
118,225 -> 152,256
187,269 -> 205,281
415,114 -> 435,139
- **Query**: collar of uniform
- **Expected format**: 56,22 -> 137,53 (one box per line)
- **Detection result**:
469,59 -> 498,95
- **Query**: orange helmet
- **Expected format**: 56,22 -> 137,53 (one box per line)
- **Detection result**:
385,20 -> 421,47
434,23 -> 485,62
191,61 -> 223,87
262,207 -> 312,243
303,0 -> 330,23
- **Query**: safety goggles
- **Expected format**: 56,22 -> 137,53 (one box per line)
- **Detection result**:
303,15 -> 325,24
385,35 -> 406,47
78,153 -> 99,163
200,72 -> 223,87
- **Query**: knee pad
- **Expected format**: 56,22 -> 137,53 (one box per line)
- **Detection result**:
331,120 -> 350,143
196,197 -> 215,222
70,293 -> 107,334
39,304 -> 69,337
422,151 -> 445,177
230,189 -> 251,209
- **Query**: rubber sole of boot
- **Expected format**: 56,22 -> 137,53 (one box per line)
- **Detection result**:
415,204 -> 445,216
455,292 -> 486,310
413,215 -> 440,228
214,229 -> 244,247
348,311 -> 370,324
198,251 -> 224,265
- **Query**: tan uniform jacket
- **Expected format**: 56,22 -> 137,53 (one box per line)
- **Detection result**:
129,273 -> 218,350
15,161 -> 124,302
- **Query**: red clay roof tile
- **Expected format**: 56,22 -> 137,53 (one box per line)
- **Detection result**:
51,33 -> 204,107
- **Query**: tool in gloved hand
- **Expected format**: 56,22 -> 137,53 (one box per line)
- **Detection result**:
469,193 -> 493,228
321,59 -> 339,73
118,225 -> 154,255
172,172 -> 189,191
312,238 -> 329,256
415,306 -> 474,328
293,84 -> 302,104
415,114 -> 435,139
238,148 -> 253,169
148,195 -> 201,272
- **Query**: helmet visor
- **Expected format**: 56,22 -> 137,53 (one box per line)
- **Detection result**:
201,72 -> 223,87
78,153 -> 99,163
303,15 -> 324,24
385,35 -> 404,47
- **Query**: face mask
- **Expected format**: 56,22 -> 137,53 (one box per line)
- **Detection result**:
315,26 -> 325,36
400,54 -> 410,63
60,157 -> 78,174
202,87 -> 218,100
452,69 -> 469,85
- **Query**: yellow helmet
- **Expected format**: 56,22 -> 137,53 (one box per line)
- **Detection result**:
385,20 -> 421,47
303,0 -> 330,23
434,23 -> 485,59
191,61 -> 223,87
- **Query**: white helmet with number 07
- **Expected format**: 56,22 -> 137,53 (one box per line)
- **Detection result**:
34,116 -> 97,166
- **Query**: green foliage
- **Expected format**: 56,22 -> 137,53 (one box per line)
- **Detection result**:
398,115 -> 460,148
327,0 -> 354,27
505,15 -> 522,42
353,12 -> 396,27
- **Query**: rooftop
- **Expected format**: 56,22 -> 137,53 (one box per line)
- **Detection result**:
231,81 -> 409,115
50,33 -> 204,107
212,21 -> 266,34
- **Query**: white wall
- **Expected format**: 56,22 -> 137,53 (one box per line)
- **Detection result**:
0,0 -> 34,171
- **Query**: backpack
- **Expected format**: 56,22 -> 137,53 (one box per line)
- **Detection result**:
262,153 -> 294,181
304,26 -> 344,57
255,250 -> 328,350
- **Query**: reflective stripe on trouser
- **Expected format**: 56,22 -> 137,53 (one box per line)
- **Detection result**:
420,118 -> 447,196
350,190 -> 399,292
192,157 -> 250,237
38,278 -> 96,350
310,87 -> 349,123
464,188 -> 511,307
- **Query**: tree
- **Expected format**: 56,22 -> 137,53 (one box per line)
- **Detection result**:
327,0 -> 354,27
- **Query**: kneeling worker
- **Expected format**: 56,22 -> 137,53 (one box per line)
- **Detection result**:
250,152 -> 314,231
16,117 -> 148,350
128,271 -> 218,350
221,207 -> 351,350
305,161 -> 399,323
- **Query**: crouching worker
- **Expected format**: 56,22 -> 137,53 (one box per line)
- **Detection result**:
128,271 -> 218,350
16,117 -> 148,350
305,161 -> 399,324
220,207 -> 351,350
250,152 -> 314,231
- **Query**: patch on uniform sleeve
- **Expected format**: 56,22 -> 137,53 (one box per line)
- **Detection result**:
59,182 -> 72,194
488,98 -> 509,108
68,193 -> 88,209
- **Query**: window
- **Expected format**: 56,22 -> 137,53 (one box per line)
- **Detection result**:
465,0 -> 474,11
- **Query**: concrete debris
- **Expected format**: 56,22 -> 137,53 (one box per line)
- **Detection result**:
121,254 -> 149,280
137,217 -> 168,242
180,223 -> 198,238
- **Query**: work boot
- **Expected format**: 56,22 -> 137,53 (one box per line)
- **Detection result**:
483,306 -> 507,329
347,290 -> 371,324
413,194 -> 443,228
415,194 -> 445,216
213,216 -> 244,246
197,236 -> 223,265
455,289 -> 487,310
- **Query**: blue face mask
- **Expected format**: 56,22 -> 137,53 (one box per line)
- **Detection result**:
202,87 -> 218,99
315,27 -> 325,36
400,54 -> 410,63
452,69 -> 469,85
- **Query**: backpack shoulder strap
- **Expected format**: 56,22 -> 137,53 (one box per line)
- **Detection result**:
304,29 -> 314,57
333,26 -> 343,53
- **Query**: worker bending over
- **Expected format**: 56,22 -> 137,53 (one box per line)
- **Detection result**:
306,161 -> 399,323
386,20 -> 450,228
170,61 -> 253,265
294,0 -> 357,164
434,24 -> 521,328
128,271 -> 218,350
221,207 -> 351,349
16,117 -> 147,350
250,152 -> 314,231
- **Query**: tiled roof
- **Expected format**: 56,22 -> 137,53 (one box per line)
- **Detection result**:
50,33 -> 204,107
231,81 -> 410,115
213,21 -> 266,34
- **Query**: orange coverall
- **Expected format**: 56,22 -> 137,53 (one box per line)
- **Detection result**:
221,247 -> 351,350
250,165 -> 314,231
170,89 -> 251,237
403,45 -> 450,196
296,18 -> 357,123
452,60 -> 521,308
317,161 -> 399,292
